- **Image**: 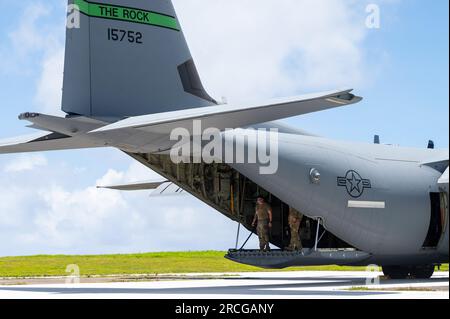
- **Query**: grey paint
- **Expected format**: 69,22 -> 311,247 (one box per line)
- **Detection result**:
228,132 -> 449,265
248,121 -> 319,137
62,0 -> 215,120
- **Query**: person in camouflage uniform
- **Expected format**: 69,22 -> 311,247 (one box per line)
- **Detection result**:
252,197 -> 273,252
286,207 -> 303,251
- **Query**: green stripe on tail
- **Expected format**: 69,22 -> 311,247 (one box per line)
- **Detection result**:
73,0 -> 180,31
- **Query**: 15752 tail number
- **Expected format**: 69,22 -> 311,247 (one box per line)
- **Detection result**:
107,28 -> 143,44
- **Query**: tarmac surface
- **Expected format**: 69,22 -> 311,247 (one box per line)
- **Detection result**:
0,271 -> 448,299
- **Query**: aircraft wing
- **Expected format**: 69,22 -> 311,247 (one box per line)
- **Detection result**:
91,89 -> 362,135
0,131 -> 103,154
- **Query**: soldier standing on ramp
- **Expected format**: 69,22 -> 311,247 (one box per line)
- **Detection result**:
252,197 -> 273,252
286,207 -> 303,251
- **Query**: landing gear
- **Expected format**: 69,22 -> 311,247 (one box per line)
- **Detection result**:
382,265 -> 435,279
410,265 -> 435,279
382,266 -> 410,279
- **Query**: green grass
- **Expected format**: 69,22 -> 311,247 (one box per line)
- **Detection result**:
0,251 -> 447,278
347,286 -> 371,291
438,264 -> 449,271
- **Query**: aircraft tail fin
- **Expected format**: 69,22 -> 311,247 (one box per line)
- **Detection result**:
62,0 -> 216,121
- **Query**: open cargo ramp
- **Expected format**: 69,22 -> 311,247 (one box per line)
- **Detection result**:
225,249 -> 371,269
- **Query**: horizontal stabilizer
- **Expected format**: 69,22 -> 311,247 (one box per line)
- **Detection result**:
438,167 -> 449,186
149,182 -> 186,197
19,112 -> 106,136
0,131 -> 103,154
422,156 -> 449,174
97,180 -> 167,191
91,89 -> 362,135
97,180 -> 186,196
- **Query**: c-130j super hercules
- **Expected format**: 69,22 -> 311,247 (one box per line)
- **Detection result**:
1,0 -> 448,279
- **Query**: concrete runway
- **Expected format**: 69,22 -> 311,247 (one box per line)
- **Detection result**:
0,271 -> 448,299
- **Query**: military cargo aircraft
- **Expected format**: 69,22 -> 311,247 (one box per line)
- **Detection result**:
1,0 -> 448,279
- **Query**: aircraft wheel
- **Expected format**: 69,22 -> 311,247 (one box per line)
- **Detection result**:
382,265 -> 410,279
410,265 -> 435,279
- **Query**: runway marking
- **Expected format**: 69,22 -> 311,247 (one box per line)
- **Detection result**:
0,271 -> 447,299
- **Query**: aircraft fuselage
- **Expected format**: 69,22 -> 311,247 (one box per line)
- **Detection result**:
229,132 -> 449,266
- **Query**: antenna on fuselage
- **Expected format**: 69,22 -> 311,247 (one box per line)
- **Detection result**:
374,135 -> 380,144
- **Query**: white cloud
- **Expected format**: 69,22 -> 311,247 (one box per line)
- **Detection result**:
173,0 -> 369,102
1,2 -> 64,71
2,1 -> 66,115
8,3 -> 51,57
31,184 -> 131,246
96,161 -> 165,187
0,158 -> 254,256
34,48 -> 65,115
3,154 -> 48,172
31,1 -> 66,116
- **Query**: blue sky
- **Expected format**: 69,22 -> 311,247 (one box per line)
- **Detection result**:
0,0 -> 448,256
290,0 -> 449,147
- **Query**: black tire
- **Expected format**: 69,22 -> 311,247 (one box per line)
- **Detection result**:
382,265 -> 410,279
410,265 -> 435,279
